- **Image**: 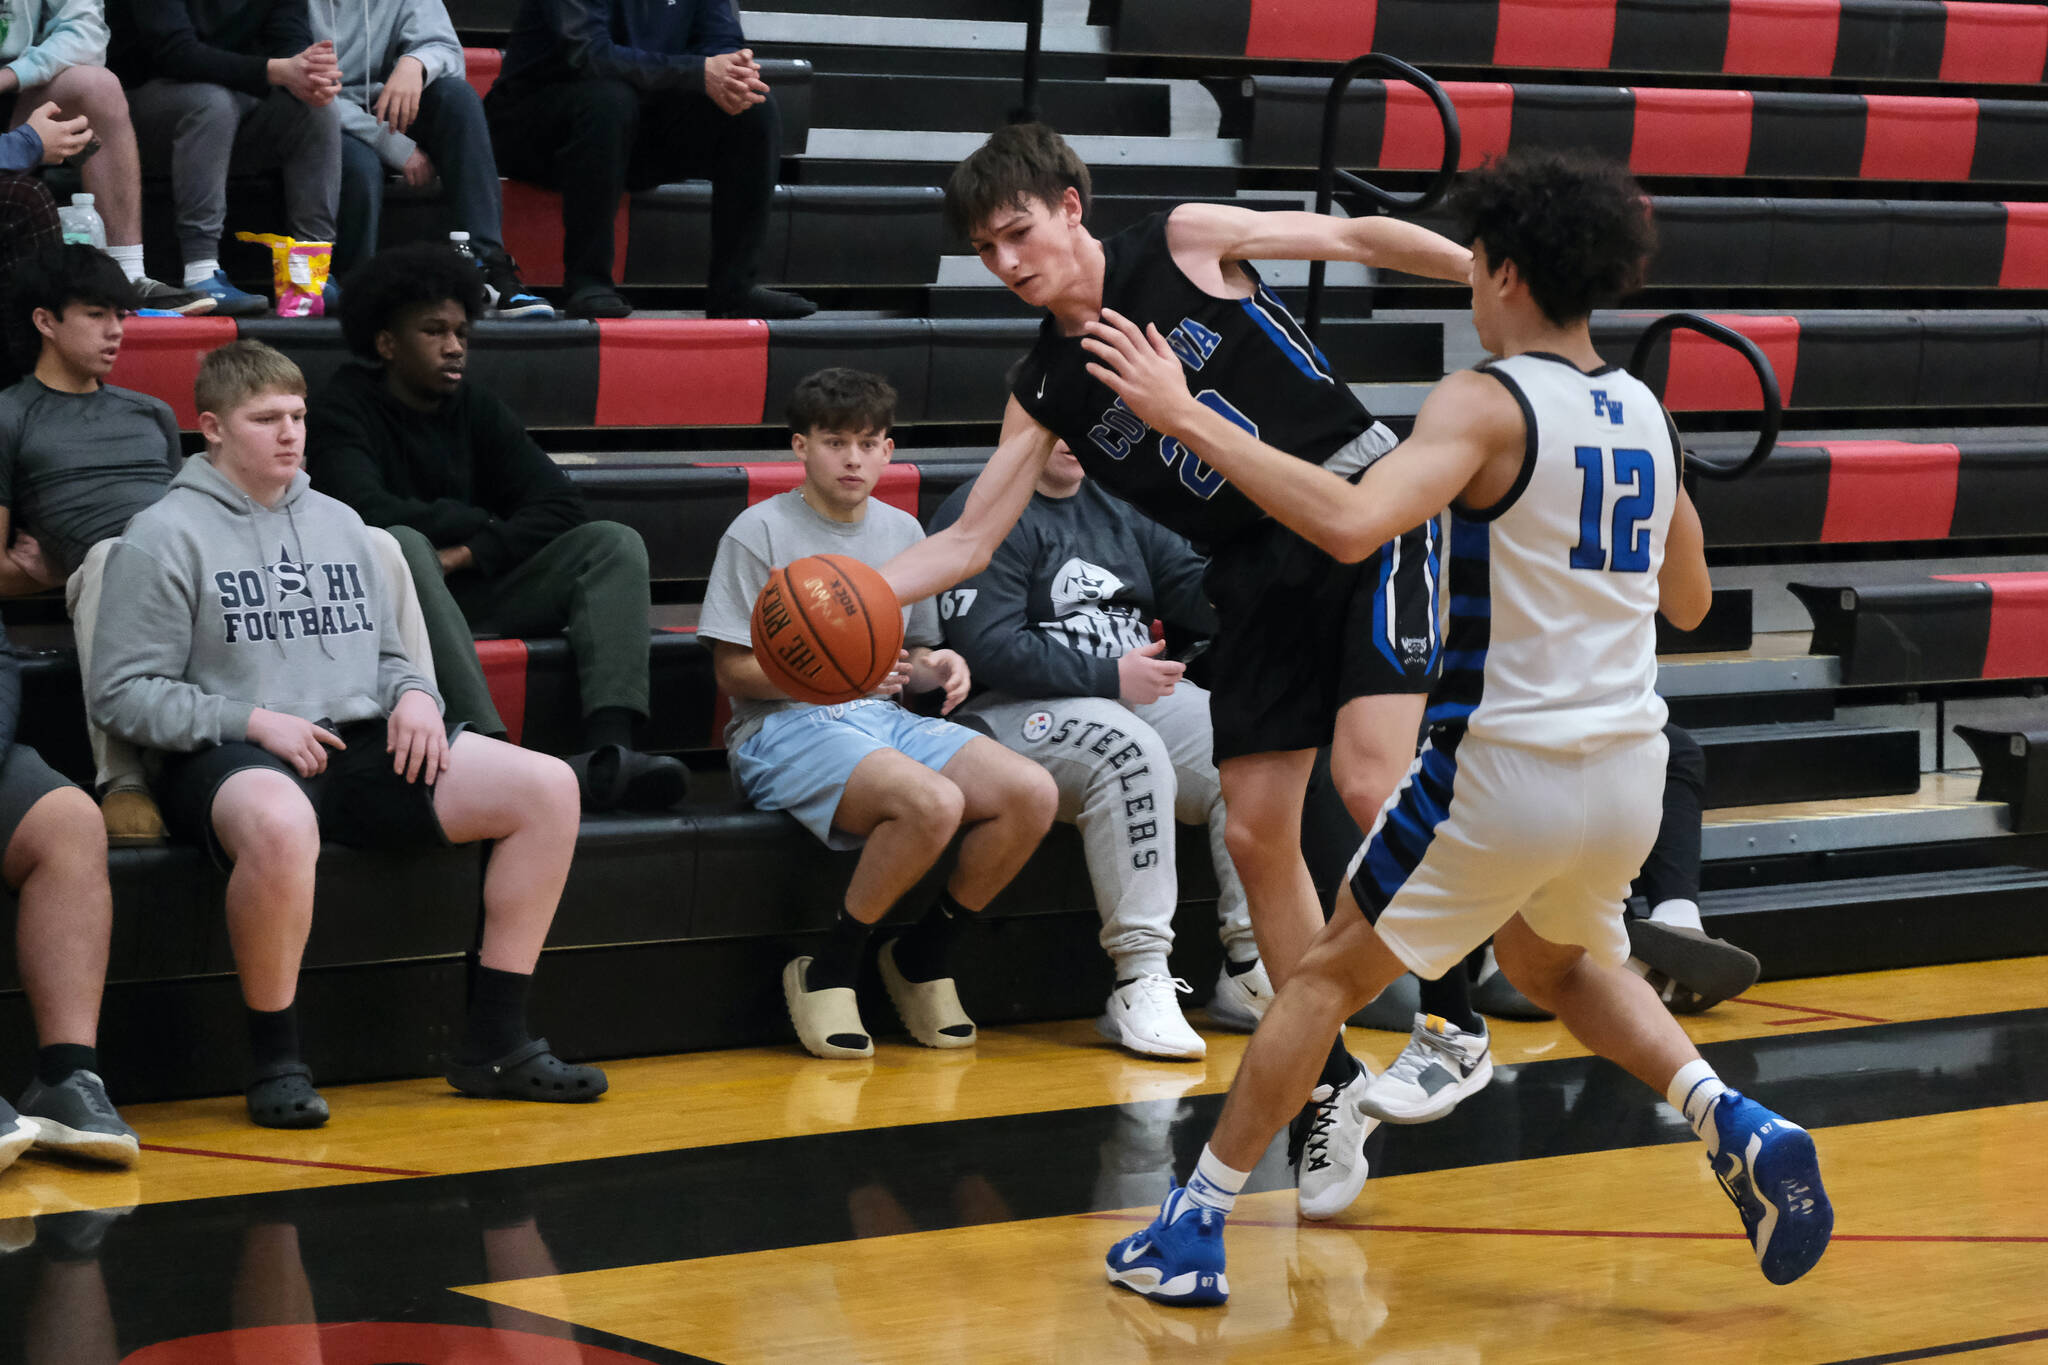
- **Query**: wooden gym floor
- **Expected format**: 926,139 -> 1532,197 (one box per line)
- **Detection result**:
0,955 -> 2041,1363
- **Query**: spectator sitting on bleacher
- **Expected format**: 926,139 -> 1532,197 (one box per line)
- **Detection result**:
106,0 -> 343,318
1,3 -> 212,314
306,242 -> 686,812
0,607 -> 140,1178
482,0 -> 816,321
699,368 -> 1057,1061
87,339 -> 607,1130
929,440 -> 1260,1061
0,178 -> 61,386
312,0 -> 550,317
0,245 -> 182,843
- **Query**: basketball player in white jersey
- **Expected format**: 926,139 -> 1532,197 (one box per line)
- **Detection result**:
1083,150 -> 1833,1305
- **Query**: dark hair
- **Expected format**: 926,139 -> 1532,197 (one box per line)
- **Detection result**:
339,242 -> 487,361
788,367 -> 897,437
1450,151 -> 1655,326
5,243 -> 135,371
943,122 -> 1092,241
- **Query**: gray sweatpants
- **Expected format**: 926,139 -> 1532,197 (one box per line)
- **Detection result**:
127,80 -> 341,266
956,683 -> 1254,981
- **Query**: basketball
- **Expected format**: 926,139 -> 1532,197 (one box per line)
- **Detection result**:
750,554 -> 906,705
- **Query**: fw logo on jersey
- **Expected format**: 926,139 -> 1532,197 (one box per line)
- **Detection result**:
1590,389 -> 1625,425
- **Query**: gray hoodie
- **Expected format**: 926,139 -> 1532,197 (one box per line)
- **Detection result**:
309,0 -> 464,171
89,455 -> 440,754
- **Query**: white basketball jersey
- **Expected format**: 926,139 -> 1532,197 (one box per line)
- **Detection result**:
1425,353 -> 1680,754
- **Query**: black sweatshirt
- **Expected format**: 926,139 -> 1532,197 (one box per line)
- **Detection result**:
305,361 -> 588,580
928,476 -> 1218,701
498,0 -> 746,95
109,0 -> 314,97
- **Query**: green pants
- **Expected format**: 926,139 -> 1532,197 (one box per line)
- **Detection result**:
389,521 -> 652,740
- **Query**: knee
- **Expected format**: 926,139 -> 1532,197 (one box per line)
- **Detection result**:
1332,748 -> 1408,834
570,80 -> 639,136
1223,804 -> 1288,874
10,787 -> 107,885
66,65 -> 129,120
183,83 -> 241,136
527,752 -> 583,829
227,802 -> 321,875
1008,760 -> 1059,831
575,521 -> 648,575
385,524 -> 439,572
895,773 -> 964,839
423,75 -> 485,121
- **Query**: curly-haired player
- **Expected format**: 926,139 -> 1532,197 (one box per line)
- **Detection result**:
1084,150 -> 1833,1305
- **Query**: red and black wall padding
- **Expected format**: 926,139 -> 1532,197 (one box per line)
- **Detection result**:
1642,198 -> 2048,291
1691,437 -> 2048,547
1113,0 -> 2048,86
476,630 -> 722,753
1789,572 -> 2048,685
1242,76 -> 2048,184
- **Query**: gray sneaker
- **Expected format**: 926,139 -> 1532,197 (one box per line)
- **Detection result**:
129,275 -> 217,316
18,1072 -> 139,1167
0,1096 -> 33,1175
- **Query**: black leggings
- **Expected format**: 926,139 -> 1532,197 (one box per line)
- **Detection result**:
1634,722 -> 1706,911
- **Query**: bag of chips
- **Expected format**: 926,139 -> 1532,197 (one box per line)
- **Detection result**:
234,232 -> 334,318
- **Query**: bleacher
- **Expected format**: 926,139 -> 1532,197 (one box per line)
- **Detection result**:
6,0 -> 2048,1101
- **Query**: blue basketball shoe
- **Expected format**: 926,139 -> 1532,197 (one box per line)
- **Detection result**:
1105,1184 -> 1229,1306
1704,1090 -> 1833,1284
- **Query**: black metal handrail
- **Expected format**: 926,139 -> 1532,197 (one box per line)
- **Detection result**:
1305,53 -> 1462,339
1009,0 -> 1046,123
1628,313 -> 1783,481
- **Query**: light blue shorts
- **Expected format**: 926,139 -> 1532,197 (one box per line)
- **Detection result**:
731,698 -> 981,850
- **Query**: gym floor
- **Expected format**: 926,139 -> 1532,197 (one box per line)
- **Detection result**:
1,955 -> 2041,1364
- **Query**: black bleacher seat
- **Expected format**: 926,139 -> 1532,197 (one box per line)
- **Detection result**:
1789,573 -> 2048,686
1955,725 -> 2048,833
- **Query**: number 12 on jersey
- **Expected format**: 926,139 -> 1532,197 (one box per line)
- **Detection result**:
1570,445 -> 1657,573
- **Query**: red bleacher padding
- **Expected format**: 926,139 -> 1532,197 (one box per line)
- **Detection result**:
1384,81 -> 1513,171
1999,202 -> 2048,290
1860,95 -> 1978,183
1493,0 -> 1617,68
1630,89 -> 1753,177
499,181 -> 630,290
1660,314 -> 1800,412
1723,0 -> 1839,77
464,47 -> 502,100
473,638 -> 530,746
1807,441 -> 1961,544
1935,574 -> 2048,680
1244,0 -> 1377,60
106,318 -> 238,430
740,462 -> 922,517
1939,3 -> 2048,84
595,320 -> 769,426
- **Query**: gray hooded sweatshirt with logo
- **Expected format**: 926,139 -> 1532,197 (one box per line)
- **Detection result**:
89,454 -> 440,753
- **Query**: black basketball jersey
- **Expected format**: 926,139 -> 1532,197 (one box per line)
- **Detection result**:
1010,211 -> 1379,547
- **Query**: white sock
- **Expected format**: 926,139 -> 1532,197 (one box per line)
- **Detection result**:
1650,898 -> 1705,932
108,243 -> 146,281
1666,1058 -> 1728,1141
183,258 -> 220,287
1182,1145 -> 1249,1217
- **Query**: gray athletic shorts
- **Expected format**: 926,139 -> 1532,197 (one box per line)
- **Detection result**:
0,745 -> 76,865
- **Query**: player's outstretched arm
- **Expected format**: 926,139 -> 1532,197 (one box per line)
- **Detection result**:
1166,203 -> 1472,284
879,396 -> 1056,604
1658,485 -> 1713,630
1083,309 -> 1512,561
710,640 -> 790,701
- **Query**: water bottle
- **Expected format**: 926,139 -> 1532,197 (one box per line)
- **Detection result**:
448,231 -> 477,268
58,193 -> 106,249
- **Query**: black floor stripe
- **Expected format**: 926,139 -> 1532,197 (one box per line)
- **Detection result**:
1822,1326 -> 2048,1363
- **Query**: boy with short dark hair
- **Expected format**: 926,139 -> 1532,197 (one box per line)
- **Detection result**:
699,368 -> 1057,1060
90,339 -> 607,1129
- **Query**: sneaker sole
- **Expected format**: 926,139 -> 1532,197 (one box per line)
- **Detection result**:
1094,1013 -> 1206,1061
1362,1053 -> 1494,1124
1297,1113 -> 1381,1220
1626,921 -> 1759,1011
1751,1127 -> 1834,1284
0,1124 -> 32,1174
27,1119 -> 139,1168
493,303 -> 558,318
1105,1261 -> 1229,1306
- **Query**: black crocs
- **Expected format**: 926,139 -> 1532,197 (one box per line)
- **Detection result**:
445,1038 -> 608,1102
245,1062 -> 330,1129
568,745 -> 689,813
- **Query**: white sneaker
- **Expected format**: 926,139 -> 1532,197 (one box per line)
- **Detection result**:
1359,1013 -> 1494,1124
1206,958 -> 1272,1032
1295,1059 -> 1380,1220
1098,974 -> 1206,1060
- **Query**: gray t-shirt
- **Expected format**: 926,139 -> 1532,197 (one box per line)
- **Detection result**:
0,378 -> 183,578
699,489 -> 942,746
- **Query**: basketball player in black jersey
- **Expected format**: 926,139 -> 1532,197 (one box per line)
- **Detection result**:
881,124 -> 1474,1215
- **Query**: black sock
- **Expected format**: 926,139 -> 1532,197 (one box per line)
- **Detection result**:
246,1005 -> 302,1072
36,1044 -> 98,1087
461,966 -> 534,1063
806,910 -> 874,992
584,706 -> 637,751
1224,955 -> 1260,976
1318,1034 -> 1357,1089
1418,971 -> 1484,1035
890,891 -> 971,984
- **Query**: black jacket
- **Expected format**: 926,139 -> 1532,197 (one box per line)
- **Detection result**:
498,0 -> 746,94
109,0 -> 314,97
305,362 -> 588,580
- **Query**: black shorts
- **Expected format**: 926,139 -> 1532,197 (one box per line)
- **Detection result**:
1203,516 -> 1442,763
154,719 -> 460,870
0,745 -> 76,865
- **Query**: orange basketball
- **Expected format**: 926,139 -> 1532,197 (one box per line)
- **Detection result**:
750,554 -> 906,705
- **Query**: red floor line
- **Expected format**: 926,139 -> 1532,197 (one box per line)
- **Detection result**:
1728,996 -> 1891,1024
1767,1016 -> 1839,1026
138,1143 -> 429,1177
1081,1213 -> 2048,1245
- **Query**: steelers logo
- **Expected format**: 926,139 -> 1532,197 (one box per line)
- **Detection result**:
1021,710 -> 1054,742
